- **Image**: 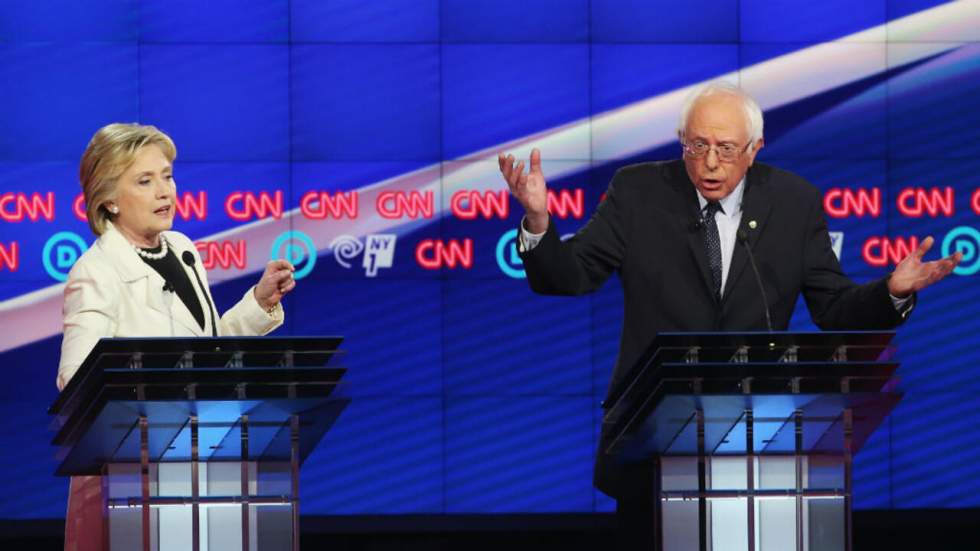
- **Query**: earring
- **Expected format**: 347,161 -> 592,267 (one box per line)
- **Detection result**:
109,205 -> 119,214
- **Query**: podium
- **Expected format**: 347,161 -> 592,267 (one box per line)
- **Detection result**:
49,337 -> 348,551
602,332 -> 901,551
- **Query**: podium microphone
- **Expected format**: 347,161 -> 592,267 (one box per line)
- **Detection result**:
181,251 -> 218,336
737,228 -> 773,333
161,281 -> 176,336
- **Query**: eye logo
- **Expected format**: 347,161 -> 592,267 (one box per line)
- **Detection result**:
328,235 -> 363,269
270,230 -> 316,280
42,231 -> 89,282
942,226 -> 980,276
496,229 -> 525,279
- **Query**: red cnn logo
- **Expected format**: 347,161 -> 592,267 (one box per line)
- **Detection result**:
73,193 -> 87,222
824,188 -> 881,218
225,191 -> 283,221
862,236 -> 920,267
75,192 -> 207,221
415,239 -> 473,269
300,191 -> 359,219
0,242 -> 18,271
195,240 -> 247,270
0,192 -> 55,222
451,190 -> 509,220
174,191 -> 208,221
896,187 -> 954,218
377,191 -> 434,220
547,189 -> 584,219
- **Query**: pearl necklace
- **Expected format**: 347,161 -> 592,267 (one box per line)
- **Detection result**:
133,236 -> 169,260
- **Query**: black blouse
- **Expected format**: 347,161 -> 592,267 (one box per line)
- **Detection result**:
136,243 -> 206,331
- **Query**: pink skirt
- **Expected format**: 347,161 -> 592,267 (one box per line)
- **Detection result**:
64,475 -> 105,551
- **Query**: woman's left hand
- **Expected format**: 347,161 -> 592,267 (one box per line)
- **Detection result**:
254,259 -> 296,311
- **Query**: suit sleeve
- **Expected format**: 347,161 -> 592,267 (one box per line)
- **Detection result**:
801,188 -> 910,330
518,170 -> 629,296
58,260 -> 120,391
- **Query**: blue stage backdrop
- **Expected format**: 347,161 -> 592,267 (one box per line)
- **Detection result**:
1,0 -> 978,517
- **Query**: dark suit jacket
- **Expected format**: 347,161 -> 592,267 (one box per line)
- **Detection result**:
518,160 -> 911,500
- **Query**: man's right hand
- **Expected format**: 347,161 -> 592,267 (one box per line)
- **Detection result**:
498,148 -> 549,234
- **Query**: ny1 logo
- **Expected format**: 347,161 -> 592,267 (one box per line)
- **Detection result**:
329,234 -> 397,277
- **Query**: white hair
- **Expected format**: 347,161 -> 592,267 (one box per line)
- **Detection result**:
677,81 -> 764,144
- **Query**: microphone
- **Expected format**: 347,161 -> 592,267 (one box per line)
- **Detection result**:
161,281 -> 176,336
737,228 -> 773,333
182,251 -> 218,336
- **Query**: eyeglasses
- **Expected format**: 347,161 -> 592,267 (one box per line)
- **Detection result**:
681,140 -> 752,162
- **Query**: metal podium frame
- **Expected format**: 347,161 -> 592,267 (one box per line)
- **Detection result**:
49,336 -> 348,551
602,331 -> 901,551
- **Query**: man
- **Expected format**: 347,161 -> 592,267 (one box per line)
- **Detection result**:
498,82 -> 961,545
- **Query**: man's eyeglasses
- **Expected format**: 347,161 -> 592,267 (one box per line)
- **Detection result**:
682,140 -> 752,162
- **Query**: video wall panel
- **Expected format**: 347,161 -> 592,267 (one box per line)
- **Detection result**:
0,0 -> 976,518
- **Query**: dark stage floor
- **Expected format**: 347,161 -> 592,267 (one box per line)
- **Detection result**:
2,510 -> 975,550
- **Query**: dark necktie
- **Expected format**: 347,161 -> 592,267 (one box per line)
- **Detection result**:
702,201 -> 723,301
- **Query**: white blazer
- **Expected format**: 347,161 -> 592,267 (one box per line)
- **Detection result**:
57,222 -> 283,390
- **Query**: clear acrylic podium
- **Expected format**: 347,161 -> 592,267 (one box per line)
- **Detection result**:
49,337 -> 348,551
602,332 -> 901,551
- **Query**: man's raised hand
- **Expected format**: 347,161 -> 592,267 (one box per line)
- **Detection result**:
887,235 -> 962,297
498,148 -> 549,234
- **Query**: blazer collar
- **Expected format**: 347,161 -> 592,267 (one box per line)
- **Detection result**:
97,223 -> 209,336
721,163 -> 773,301
96,222 -> 153,283
671,163 -> 718,301
170,240 -> 214,337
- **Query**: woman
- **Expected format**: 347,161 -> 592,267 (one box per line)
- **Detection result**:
59,123 -> 296,550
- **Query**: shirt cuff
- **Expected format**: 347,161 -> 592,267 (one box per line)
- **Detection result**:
519,216 -> 546,252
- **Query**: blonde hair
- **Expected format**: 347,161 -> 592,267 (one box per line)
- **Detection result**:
79,123 -> 177,235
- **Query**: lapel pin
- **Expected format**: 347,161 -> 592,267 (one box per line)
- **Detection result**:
748,220 -> 757,229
